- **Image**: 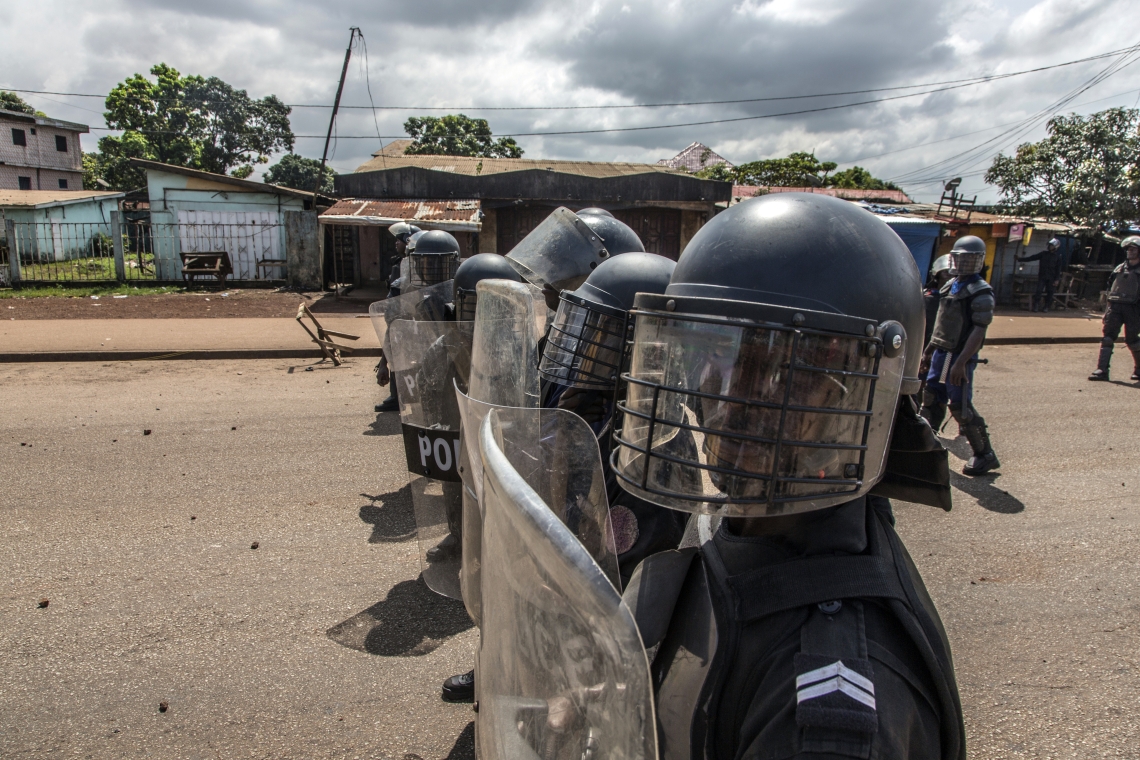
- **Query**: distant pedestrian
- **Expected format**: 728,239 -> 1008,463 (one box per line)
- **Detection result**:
1017,237 -> 1064,312
1089,235 -> 1140,382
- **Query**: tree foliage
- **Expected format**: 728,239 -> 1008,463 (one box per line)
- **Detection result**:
693,151 -> 899,191
985,107 -> 1140,231
86,63 -> 294,190
403,114 -> 523,158
0,90 -> 40,115
264,153 -> 337,194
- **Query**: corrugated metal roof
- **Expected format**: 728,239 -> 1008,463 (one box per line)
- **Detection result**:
732,185 -> 914,204
319,198 -> 482,230
657,142 -> 733,172
0,189 -> 124,208
353,153 -> 692,179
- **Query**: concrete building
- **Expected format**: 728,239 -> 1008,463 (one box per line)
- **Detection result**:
0,109 -> 88,191
130,159 -> 324,286
657,142 -> 733,173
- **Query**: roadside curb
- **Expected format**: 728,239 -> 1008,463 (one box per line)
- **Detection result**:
0,337 -> 1116,363
0,348 -> 384,363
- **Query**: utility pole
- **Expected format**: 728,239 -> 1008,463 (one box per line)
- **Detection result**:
313,27 -> 360,202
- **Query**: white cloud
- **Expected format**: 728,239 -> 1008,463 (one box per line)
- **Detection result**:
2,0 -> 1137,201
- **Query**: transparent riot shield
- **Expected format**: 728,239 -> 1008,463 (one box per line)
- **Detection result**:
505,207 -> 611,292
477,409 -> 656,760
457,279 -> 547,623
387,318 -> 475,599
367,280 -> 454,350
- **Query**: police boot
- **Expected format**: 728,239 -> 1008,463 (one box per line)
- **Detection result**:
441,669 -> 475,702
960,416 -> 999,476
375,395 -> 399,412
1088,342 -> 1113,381
426,533 -> 460,562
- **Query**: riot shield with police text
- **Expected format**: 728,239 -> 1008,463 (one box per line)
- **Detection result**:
476,409 -> 655,760
387,317 -> 474,599
367,280 -> 454,350
505,207 -> 611,293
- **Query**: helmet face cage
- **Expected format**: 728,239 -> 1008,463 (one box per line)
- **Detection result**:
611,299 -> 905,516
539,292 -> 631,391
949,250 -> 985,277
454,287 -> 478,322
409,253 -> 460,288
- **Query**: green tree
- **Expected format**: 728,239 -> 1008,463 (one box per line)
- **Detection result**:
0,90 -> 38,115
827,165 -> 901,191
88,63 -> 294,190
403,114 -> 523,158
693,164 -> 736,182
985,107 -> 1140,231
733,152 -> 837,186
264,153 -> 337,194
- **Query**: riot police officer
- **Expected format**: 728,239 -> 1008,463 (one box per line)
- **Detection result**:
538,251 -> 684,585
920,235 -> 999,476
1017,237 -> 1063,313
1089,235 -> 1140,382
608,194 -> 964,760
375,223 -> 421,412
924,254 -> 952,347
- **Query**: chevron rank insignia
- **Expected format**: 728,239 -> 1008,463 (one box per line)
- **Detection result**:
794,654 -> 878,733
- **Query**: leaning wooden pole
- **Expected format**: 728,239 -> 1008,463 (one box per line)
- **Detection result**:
313,26 -> 359,202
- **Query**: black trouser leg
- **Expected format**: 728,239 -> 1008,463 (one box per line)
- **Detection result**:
920,388 -> 947,432
1096,307 -> 1125,374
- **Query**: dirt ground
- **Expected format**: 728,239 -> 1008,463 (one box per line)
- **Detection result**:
2,289 -> 371,319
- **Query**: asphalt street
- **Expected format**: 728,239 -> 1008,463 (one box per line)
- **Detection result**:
0,345 -> 1137,759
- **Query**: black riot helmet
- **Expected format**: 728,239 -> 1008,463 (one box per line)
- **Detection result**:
576,207 -> 615,218
506,207 -> 644,292
579,213 -> 645,257
408,229 -> 461,288
453,253 -> 524,322
612,193 -> 924,517
540,252 -> 675,391
948,235 -> 986,276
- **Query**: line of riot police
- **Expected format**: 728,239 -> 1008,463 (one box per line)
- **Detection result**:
369,196 -> 967,760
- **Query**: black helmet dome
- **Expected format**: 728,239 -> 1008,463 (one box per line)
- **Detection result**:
612,193 -> 925,517
576,207 -> 615,218
540,253 -> 675,391
413,230 -> 461,255
453,253 -> 523,321
949,235 -> 986,255
579,214 -> 645,256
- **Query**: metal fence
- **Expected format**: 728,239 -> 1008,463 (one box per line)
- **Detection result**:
3,211 -> 289,285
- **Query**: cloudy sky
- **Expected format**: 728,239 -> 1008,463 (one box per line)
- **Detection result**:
3,0 -> 1138,201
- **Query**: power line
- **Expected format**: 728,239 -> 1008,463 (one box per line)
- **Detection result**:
5,44 -> 1137,113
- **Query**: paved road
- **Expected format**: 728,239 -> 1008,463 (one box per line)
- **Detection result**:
0,345 -> 1137,759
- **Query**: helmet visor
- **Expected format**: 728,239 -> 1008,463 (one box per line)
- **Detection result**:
613,312 -> 903,516
409,253 -> 459,288
454,288 -> 478,322
949,251 -> 984,276
538,294 -> 629,390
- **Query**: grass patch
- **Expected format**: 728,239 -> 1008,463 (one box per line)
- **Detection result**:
0,283 -> 186,299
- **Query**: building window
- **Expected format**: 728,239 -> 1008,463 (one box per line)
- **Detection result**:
12,128 -> 26,146
59,178 -> 69,189
56,135 -> 68,152
18,176 -> 32,190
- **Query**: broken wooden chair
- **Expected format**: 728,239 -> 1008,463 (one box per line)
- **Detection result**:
295,303 -> 359,366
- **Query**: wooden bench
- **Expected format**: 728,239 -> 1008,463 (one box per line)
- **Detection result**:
180,251 -> 233,285
257,258 -> 288,279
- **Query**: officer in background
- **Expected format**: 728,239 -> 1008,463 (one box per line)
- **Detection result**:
924,254 -> 952,347
374,223 -> 421,412
1089,235 -> 1140,382
610,194 -> 964,759
538,251 -> 685,586
920,235 -> 1000,476
1017,237 -> 1064,312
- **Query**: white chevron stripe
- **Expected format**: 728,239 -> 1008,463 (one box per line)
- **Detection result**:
797,677 -> 878,710
796,660 -> 875,695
